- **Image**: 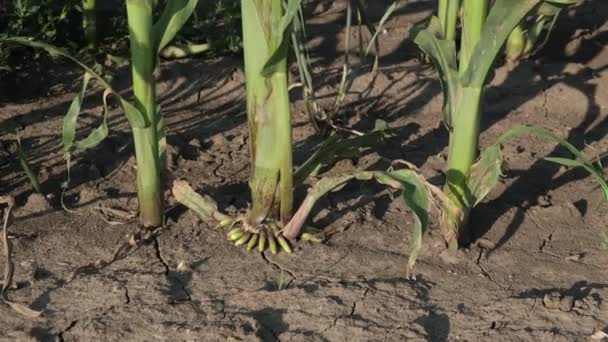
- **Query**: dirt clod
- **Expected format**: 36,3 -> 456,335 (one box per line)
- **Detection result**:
20,193 -> 51,213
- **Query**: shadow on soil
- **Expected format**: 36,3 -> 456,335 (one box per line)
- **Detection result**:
514,280 -> 608,302
244,275 -> 451,341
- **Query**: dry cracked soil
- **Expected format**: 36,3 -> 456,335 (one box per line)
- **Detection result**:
1,1 -> 608,341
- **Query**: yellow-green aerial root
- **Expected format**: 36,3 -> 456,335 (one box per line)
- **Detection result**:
223,220 -> 294,254
258,231 -> 267,253
234,233 -> 251,246
247,234 -> 259,251
268,233 -> 278,255
300,226 -> 323,243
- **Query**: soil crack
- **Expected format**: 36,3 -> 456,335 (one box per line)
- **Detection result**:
153,237 -> 192,302
152,237 -> 170,275
57,320 -> 78,342
212,158 -> 225,182
474,249 -> 510,292
260,253 -> 297,280
124,284 -> 131,304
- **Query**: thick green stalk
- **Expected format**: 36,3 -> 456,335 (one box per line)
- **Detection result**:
445,0 -> 461,41
445,87 -> 483,246
241,0 -> 293,225
445,0 -> 486,245
459,0 -> 487,72
446,87 -> 483,205
83,0 -> 97,47
437,0 -> 448,36
126,0 -> 164,227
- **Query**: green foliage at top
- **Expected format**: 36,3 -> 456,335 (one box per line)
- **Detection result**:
182,0 -> 242,54
0,0 -> 243,70
1,0 -> 82,42
0,0 -> 83,65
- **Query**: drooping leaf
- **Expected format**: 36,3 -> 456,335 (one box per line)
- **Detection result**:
381,170 -> 429,276
75,89 -> 111,151
63,72 -> 92,154
0,37 -> 147,128
284,168 -> 431,276
152,0 -> 199,54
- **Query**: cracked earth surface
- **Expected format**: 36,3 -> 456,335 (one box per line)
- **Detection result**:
1,0 -> 608,340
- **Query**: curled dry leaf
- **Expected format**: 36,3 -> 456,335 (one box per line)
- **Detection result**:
1,196 -> 42,318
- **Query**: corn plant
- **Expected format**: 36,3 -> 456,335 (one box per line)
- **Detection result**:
411,0 -> 586,248
1,0 -> 199,227
173,1 -> 437,275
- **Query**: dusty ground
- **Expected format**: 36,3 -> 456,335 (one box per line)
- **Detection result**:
1,1 -> 608,341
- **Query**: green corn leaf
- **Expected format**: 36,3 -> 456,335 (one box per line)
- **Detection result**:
543,157 -> 584,168
497,126 -> 608,203
365,0 -> 399,56
466,125 -> 608,209
354,169 -> 431,274
152,0 -> 199,54
119,98 -> 148,129
498,126 -> 595,168
284,168 -> 430,275
63,72 -> 92,154
381,170 -> 429,276
16,137 -> 41,193
75,89 -> 111,151
410,17 -> 459,126
466,144 -> 502,207
278,0 -> 304,39
461,0 -> 541,87
0,37 -> 147,128
261,0 -> 303,77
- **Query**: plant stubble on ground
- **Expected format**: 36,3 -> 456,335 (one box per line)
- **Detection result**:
0,0 -> 608,341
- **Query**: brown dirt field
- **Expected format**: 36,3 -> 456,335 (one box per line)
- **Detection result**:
1,1 -> 608,341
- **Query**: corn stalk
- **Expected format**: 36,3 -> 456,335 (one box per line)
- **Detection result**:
411,0 -> 580,247
83,0 -> 97,47
241,0 -> 301,226
1,0 -> 199,227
